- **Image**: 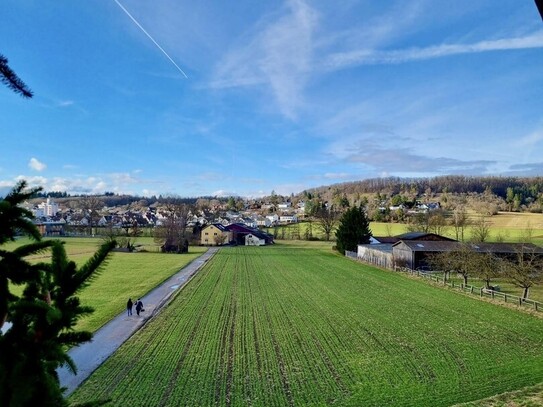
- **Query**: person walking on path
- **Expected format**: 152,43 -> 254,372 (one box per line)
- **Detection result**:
135,298 -> 143,316
126,298 -> 133,316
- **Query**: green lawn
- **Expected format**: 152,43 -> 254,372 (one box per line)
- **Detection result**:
5,237 -> 207,333
70,243 -> 543,406
74,248 -> 207,332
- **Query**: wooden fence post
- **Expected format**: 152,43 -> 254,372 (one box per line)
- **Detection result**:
504,294 -> 507,303
519,297 -> 523,306
480,288 -> 483,297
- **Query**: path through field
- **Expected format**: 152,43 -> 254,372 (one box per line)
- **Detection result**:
58,247 -> 218,395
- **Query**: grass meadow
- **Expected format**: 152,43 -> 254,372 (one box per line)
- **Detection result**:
271,211 -> 543,244
5,237 -> 207,332
70,244 -> 543,407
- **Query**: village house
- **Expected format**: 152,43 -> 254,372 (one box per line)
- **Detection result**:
279,214 -> 298,224
200,223 -> 232,246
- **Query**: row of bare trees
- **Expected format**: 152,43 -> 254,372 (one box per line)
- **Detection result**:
428,244 -> 543,300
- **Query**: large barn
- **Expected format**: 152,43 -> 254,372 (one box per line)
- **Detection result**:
358,233 -> 543,270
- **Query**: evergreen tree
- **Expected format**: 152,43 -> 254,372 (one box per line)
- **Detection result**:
0,181 -> 114,406
335,205 -> 372,254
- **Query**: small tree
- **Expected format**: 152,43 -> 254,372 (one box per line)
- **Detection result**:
450,207 -> 469,242
213,234 -> 227,246
79,196 -> 104,236
501,245 -> 543,300
335,205 -> 372,255
472,251 -> 500,288
406,212 -> 431,233
430,244 -> 475,285
154,202 -> 190,253
314,207 -> 338,241
471,216 -> 490,242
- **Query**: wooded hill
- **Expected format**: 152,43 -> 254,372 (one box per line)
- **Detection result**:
300,175 -> 543,212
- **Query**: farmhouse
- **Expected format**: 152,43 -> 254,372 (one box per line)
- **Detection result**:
200,223 -> 232,246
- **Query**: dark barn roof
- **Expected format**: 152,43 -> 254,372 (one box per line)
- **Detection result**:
225,223 -> 274,244
393,240 -> 543,254
394,232 -> 456,242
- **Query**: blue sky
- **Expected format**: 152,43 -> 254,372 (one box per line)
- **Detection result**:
1,1 -> 543,198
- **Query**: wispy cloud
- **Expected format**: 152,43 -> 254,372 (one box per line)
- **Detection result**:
517,128 -> 543,147
28,158 -> 46,172
210,0 -> 318,119
334,140 -> 495,175
324,31 -> 543,70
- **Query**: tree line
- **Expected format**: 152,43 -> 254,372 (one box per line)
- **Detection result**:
428,243 -> 543,300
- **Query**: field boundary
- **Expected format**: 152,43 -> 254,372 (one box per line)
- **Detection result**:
395,266 -> 543,312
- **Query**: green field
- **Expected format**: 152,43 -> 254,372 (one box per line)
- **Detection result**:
70,244 -> 543,406
272,211 -> 543,244
5,237 -> 207,333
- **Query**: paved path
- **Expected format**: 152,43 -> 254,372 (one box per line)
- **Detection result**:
58,247 -> 219,395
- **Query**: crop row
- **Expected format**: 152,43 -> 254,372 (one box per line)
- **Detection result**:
70,245 -> 543,406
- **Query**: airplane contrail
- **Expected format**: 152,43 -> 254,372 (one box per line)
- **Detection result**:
113,0 -> 188,79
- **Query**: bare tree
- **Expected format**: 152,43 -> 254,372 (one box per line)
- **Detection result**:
314,208 -> 338,241
79,196 -> 104,236
406,212 -> 431,233
430,244 -> 476,285
429,209 -> 447,235
154,202 -> 191,252
450,206 -> 469,242
472,251 -> 500,289
470,216 -> 490,242
501,245 -> 543,300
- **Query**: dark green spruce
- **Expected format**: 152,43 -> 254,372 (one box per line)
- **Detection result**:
0,181 -> 115,407
335,205 -> 372,255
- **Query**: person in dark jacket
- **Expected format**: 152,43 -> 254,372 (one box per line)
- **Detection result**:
135,298 -> 143,316
127,298 -> 133,316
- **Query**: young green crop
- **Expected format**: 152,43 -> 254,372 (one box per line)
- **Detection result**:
70,244 -> 543,406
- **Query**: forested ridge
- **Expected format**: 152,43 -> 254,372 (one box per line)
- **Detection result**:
303,175 -> 543,208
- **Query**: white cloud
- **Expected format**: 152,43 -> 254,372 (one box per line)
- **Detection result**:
28,158 -> 47,172
212,190 -> 239,197
0,180 -> 15,188
57,100 -> 74,107
517,128 -> 543,147
324,31 -> 543,70
211,0 -> 318,119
